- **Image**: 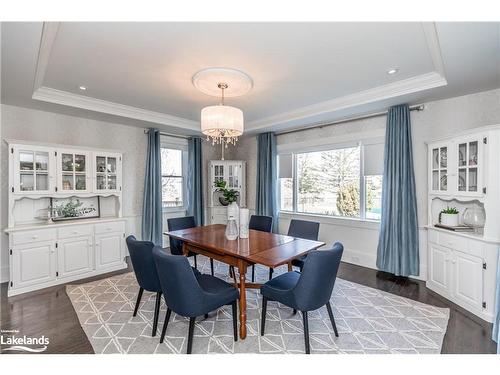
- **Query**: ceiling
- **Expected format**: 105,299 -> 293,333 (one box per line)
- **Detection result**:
1,22 -> 499,135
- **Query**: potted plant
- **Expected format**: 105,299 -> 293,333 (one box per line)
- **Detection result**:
439,206 -> 459,227
214,180 -> 239,206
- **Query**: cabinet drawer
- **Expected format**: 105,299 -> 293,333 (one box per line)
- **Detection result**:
58,225 -> 93,239
437,231 -> 468,253
12,229 -> 57,246
95,221 -> 125,234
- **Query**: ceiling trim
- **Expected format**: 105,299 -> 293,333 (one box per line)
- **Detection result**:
247,71 -> 447,131
32,86 -> 201,130
31,21 -> 448,133
33,22 -> 60,92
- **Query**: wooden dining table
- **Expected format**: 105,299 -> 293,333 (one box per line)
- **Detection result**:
164,224 -> 325,339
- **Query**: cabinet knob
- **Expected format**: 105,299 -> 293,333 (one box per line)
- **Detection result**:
32,235 -> 38,239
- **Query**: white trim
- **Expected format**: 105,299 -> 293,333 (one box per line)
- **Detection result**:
1,266 -> 9,283
247,71 -> 446,131
421,22 -> 447,77
32,22 -> 60,91
279,211 -> 380,231
32,86 -> 200,131
4,138 -> 124,153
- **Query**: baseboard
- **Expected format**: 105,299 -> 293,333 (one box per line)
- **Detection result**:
342,247 -> 427,282
1,265 -> 9,283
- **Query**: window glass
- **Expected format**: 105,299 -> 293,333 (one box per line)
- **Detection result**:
161,148 -> 184,208
365,175 -> 383,220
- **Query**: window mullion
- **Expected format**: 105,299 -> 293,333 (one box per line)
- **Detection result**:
359,143 -> 366,220
292,153 -> 298,213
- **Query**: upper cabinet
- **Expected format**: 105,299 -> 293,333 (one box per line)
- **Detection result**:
94,152 -> 122,193
209,160 -> 246,207
429,134 -> 485,198
8,142 -> 122,198
11,145 -> 55,194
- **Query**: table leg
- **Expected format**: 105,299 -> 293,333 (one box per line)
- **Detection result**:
288,262 -> 293,272
238,264 -> 247,339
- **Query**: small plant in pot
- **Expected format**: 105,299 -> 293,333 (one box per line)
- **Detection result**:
214,180 -> 239,206
439,206 -> 459,227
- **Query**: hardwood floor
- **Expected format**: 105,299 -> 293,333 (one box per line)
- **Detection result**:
0,260 -> 497,354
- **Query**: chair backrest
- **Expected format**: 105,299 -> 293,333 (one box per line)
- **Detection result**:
167,216 -> 196,255
249,215 -> 273,233
126,235 -> 162,292
293,242 -> 344,311
152,246 -> 205,317
287,219 -> 320,241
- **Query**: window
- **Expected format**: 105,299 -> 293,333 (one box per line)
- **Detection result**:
278,141 -> 384,221
161,147 -> 184,209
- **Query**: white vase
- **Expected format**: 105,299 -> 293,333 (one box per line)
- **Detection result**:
225,202 -> 239,240
239,208 -> 250,239
440,213 -> 459,227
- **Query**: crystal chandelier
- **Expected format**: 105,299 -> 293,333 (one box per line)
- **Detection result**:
200,83 -> 244,147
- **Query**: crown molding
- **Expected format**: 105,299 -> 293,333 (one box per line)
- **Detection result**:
33,22 -> 60,92
32,86 -> 200,130
247,71 -> 447,131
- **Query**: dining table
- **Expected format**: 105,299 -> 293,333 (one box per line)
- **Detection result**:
164,224 -> 325,339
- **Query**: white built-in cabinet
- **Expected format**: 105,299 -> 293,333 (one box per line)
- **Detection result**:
5,140 -> 127,297
426,125 -> 500,323
208,160 -> 246,224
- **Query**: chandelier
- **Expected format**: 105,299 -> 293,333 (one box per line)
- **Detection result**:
201,83 -> 243,146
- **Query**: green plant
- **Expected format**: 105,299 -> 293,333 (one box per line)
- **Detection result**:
214,180 -> 239,204
440,206 -> 459,215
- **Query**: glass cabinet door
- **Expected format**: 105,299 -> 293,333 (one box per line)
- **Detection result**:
431,145 -> 448,192
16,148 -> 51,193
213,164 -> 224,185
95,154 -> 119,191
457,139 -> 480,194
60,152 -> 88,192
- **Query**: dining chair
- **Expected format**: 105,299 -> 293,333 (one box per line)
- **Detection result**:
268,219 -> 320,279
248,215 -> 273,282
125,235 -> 163,337
167,216 -> 214,275
260,242 -> 344,354
153,246 -> 239,354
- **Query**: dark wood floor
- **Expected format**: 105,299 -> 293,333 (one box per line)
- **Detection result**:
1,259 -> 497,354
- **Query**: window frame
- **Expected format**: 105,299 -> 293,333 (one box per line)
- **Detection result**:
160,137 -> 188,213
277,138 -> 383,223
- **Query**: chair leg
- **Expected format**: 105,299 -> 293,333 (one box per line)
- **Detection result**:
302,311 -> 310,354
133,287 -> 144,317
231,301 -> 238,342
293,309 -> 297,315
210,258 -> 214,276
152,292 -> 162,336
326,302 -> 339,337
160,307 -> 172,343
187,317 -> 196,354
261,296 -> 268,336
193,254 -> 198,269
204,313 -> 209,319
252,265 -> 255,282
268,268 -> 274,280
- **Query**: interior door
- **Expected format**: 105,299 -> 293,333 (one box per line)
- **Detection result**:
95,232 -> 123,270
452,250 -> 484,309
57,236 -> 94,278
12,242 -> 56,289
428,244 -> 451,294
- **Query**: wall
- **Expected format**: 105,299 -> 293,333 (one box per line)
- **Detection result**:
0,104 -> 148,282
232,88 -> 500,280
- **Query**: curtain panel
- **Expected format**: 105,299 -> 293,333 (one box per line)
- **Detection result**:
187,137 -> 204,226
376,104 -> 420,277
141,128 -> 163,246
256,132 -> 279,232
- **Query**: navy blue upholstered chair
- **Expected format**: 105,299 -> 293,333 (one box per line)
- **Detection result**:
268,219 -> 320,279
167,216 -> 214,276
125,235 -> 163,337
153,246 -> 239,354
260,242 -> 344,354
249,215 -> 273,282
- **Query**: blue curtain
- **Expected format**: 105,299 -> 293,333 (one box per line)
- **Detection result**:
256,132 -> 279,232
187,137 -> 204,226
376,104 -> 419,277
141,128 -> 163,246
493,258 -> 500,353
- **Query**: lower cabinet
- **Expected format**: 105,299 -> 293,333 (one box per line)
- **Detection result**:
95,232 -> 124,270
11,241 -> 56,289
428,244 -> 451,294
57,236 -> 94,279
451,250 -> 484,310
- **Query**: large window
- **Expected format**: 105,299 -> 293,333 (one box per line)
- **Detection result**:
278,142 -> 383,221
161,147 -> 184,209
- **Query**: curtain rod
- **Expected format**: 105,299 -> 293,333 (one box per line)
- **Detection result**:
276,104 -> 425,136
143,129 -> 192,139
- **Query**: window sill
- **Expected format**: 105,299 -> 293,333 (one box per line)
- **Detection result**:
162,207 -> 187,214
279,211 -> 380,230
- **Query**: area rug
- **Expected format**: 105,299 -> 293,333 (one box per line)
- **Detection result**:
66,256 -> 450,354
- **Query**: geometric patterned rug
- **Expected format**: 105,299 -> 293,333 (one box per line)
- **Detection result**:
66,256 -> 450,354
